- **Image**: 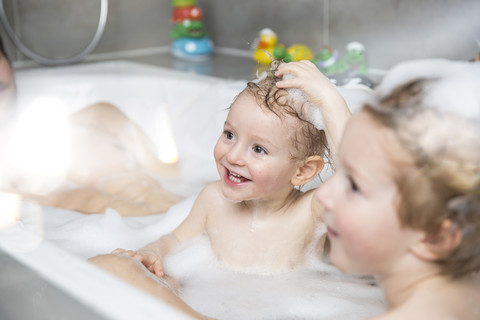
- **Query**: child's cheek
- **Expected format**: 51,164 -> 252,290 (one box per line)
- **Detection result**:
335,210 -> 371,254
213,140 -> 224,163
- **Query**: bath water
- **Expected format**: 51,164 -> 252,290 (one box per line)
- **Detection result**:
164,234 -> 386,320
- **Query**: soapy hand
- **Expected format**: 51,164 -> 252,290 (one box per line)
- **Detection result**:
275,60 -> 352,163
275,60 -> 340,111
112,248 -> 165,277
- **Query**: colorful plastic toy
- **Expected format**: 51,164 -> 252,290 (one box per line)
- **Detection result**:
253,29 -> 315,64
170,0 -> 213,60
273,43 -> 314,62
171,6 -> 203,24
314,46 -> 345,76
314,42 -> 373,88
171,37 -> 213,60
343,41 -> 367,75
253,28 -> 278,65
171,0 -> 196,7
170,19 -> 207,39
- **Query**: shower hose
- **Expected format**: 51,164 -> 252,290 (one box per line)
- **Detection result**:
0,0 -> 108,66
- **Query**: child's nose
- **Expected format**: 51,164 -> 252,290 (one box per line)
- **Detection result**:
314,176 -> 335,211
226,144 -> 246,166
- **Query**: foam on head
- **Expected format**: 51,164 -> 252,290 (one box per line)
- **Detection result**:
367,59 -> 480,196
373,59 -> 480,120
282,72 -> 325,131
246,68 -> 330,164
365,59 -> 480,278
253,65 -> 325,131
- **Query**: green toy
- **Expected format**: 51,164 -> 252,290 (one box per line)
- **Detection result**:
273,43 -> 314,63
343,42 -> 367,75
170,19 -> 207,39
171,0 -> 196,7
314,47 -> 346,76
314,42 -> 367,76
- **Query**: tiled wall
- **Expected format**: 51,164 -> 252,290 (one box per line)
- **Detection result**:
326,0 -> 480,69
1,0 -> 479,69
1,0 -> 172,61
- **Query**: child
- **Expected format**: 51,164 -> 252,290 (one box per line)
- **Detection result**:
0,35 -> 181,216
90,60 -> 354,320
109,61 -> 351,277
314,59 -> 480,319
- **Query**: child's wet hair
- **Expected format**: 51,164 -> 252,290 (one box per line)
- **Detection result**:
238,66 -> 330,166
363,68 -> 480,278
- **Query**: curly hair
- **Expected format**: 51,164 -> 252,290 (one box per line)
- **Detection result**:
238,73 -> 331,169
363,70 -> 480,279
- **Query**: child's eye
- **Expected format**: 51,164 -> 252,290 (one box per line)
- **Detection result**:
348,176 -> 359,192
253,145 -> 267,154
224,130 -> 234,140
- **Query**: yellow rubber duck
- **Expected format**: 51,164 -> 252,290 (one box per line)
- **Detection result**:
253,28 -> 277,65
273,43 -> 314,62
286,44 -> 315,61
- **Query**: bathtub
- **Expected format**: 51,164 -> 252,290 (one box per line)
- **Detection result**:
14,60 -> 248,197
0,60 -> 382,320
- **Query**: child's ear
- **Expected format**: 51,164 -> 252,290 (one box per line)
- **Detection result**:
291,155 -> 324,186
410,219 -> 462,261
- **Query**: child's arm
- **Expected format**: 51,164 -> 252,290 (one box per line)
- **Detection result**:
90,253 -> 216,320
113,185 -> 213,276
275,60 -> 352,162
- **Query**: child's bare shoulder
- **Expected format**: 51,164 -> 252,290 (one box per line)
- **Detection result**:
194,181 -> 225,206
186,181 -> 226,220
200,180 -> 223,196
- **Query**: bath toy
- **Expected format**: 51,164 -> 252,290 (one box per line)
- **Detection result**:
314,46 -> 346,76
170,0 -> 213,60
253,29 -> 314,64
273,43 -> 314,62
171,37 -> 213,60
343,41 -> 367,75
171,0 -> 196,7
313,43 -> 373,88
253,28 -> 278,65
314,42 -> 367,76
170,19 -> 207,39
171,6 -> 203,24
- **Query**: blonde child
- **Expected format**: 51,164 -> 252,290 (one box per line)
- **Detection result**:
92,59 -> 480,319
89,60 -> 355,320
315,59 -> 480,319
109,61 -> 350,276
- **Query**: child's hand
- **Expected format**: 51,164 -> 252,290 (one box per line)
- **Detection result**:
275,60 -> 352,163
275,60 -> 338,108
112,248 -> 165,277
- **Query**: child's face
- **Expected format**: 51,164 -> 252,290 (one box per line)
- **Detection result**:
214,92 -> 301,203
314,110 -> 420,276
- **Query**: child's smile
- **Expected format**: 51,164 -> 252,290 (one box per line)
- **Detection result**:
223,168 -> 251,186
214,92 -> 301,204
